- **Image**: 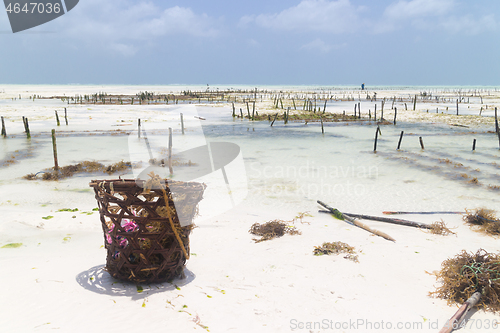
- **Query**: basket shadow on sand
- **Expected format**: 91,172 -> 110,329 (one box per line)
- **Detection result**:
75,265 -> 195,300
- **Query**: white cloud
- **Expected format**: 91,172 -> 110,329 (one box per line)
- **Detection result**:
59,0 -> 221,55
440,14 -> 498,35
240,0 -> 364,34
109,43 -> 138,57
300,38 -> 344,53
378,0 -> 498,35
384,0 -> 455,20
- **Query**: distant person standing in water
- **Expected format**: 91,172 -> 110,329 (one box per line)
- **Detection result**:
361,83 -> 365,90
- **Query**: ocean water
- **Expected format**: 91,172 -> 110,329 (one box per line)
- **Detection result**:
0,86 -> 499,230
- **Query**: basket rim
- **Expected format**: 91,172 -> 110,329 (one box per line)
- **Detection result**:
89,178 -> 206,190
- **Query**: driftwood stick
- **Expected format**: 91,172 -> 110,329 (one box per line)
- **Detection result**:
318,210 -> 432,229
439,292 -> 481,333
317,201 -> 395,242
383,211 -> 463,215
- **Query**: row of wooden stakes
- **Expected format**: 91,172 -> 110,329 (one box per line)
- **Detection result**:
1,108 -> 68,139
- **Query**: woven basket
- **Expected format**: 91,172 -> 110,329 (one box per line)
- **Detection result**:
89,178 -> 206,283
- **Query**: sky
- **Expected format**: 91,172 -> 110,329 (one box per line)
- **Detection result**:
1,0 -> 499,86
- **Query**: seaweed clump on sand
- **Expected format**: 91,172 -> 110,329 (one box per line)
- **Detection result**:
24,161 -> 131,181
428,219 -> 456,236
313,241 -> 359,262
463,208 -> 500,236
249,220 -> 301,243
430,249 -> 500,313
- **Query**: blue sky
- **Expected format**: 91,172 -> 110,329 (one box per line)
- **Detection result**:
1,0 -> 499,85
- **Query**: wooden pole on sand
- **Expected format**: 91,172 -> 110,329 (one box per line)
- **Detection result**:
438,292 -> 481,333
168,127 -> 173,175
318,210 -> 432,229
317,201 -> 396,242
51,129 -> 59,171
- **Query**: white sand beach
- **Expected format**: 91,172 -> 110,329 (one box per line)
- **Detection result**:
1,85 -> 499,332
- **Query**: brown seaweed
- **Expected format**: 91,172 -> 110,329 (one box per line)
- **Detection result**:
430,249 -> 500,313
313,241 -> 359,262
463,208 -> 500,236
249,220 -> 301,243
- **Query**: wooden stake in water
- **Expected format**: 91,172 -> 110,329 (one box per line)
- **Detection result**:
1,116 -> 6,137
397,131 -> 404,150
413,95 -> 417,110
419,136 -> 425,150
64,108 -> 68,125
393,107 -> 397,125
323,100 -> 327,113
374,126 -> 380,152
24,117 -> 31,139
456,99 -> 459,115
320,115 -> 324,134
181,113 -> 184,135
168,127 -> 173,175
55,110 -> 60,126
358,102 -> 361,119
51,129 -> 59,171
374,104 -> 377,121
138,119 -> 141,138
232,102 -> 235,117
270,113 -> 278,127
495,107 -> 500,149
472,139 -> 476,151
